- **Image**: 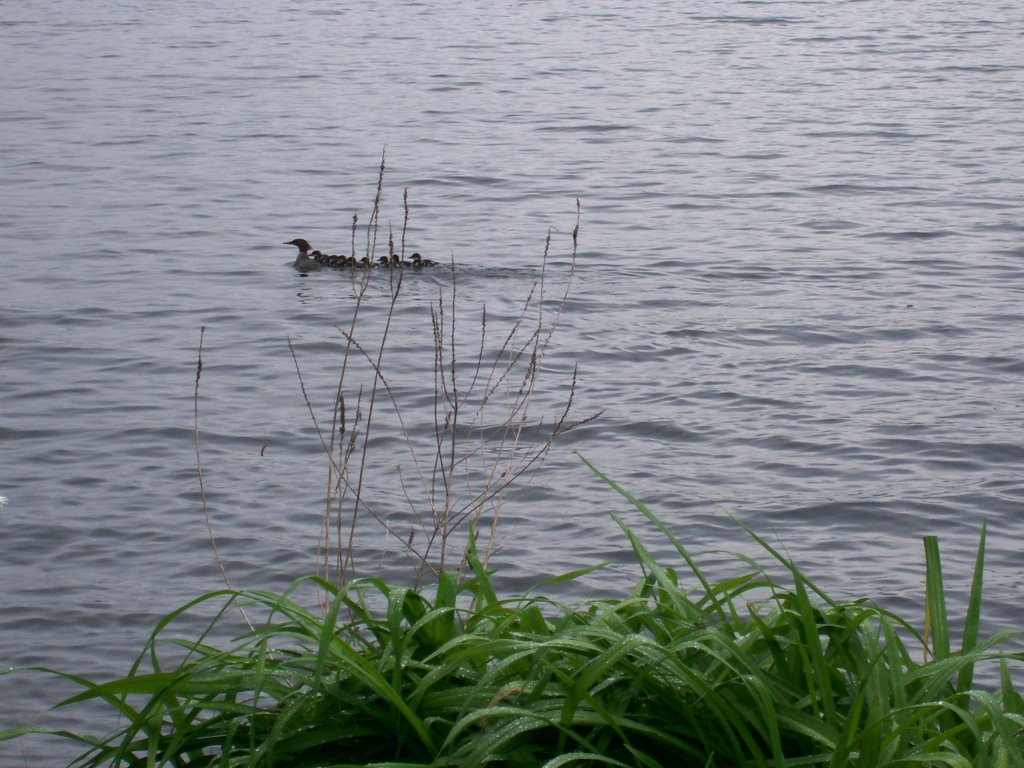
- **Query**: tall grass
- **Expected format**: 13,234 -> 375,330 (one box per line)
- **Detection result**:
279,152 -> 595,595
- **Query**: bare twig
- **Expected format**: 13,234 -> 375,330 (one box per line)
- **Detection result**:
287,161 -> 595,599
194,327 -> 253,630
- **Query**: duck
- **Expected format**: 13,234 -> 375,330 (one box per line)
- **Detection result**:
377,255 -> 393,267
284,238 -> 323,271
410,253 -> 437,267
390,253 -> 411,268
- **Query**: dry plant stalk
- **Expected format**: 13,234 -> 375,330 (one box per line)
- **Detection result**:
194,326 -> 255,628
416,210 -> 591,583
287,156 -> 597,597
289,151 -> 395,596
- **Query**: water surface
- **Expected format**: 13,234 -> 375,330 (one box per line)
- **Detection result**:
2,1 -> 1023,762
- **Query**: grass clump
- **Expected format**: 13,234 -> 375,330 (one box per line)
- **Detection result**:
4,462 -> 1023,766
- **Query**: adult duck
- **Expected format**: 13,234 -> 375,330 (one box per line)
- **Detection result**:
284,238 -> 322,271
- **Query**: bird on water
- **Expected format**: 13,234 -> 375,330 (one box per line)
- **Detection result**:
285,239 -> 436,271
284,238 -> 323,272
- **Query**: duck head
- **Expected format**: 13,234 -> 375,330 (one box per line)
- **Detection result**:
284,238 -> 312,254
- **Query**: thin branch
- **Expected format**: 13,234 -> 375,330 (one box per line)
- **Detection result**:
194,327 -> 253,630
289,163 -> 593,596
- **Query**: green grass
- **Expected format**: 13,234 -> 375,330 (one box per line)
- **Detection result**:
4,460 -> 1024,767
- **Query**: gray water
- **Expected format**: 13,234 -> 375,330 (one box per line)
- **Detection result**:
2,0 -> 1023,762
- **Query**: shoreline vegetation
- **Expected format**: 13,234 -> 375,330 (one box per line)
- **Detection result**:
4,161 -> 1023,766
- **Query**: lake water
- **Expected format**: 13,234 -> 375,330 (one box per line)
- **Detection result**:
2,0 -> 1023,762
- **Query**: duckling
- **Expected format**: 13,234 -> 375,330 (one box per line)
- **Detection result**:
284,238 -> 322,271
390,253 -> 411,268
377,255 -> 393,267
410,253 -> 437,267
357,256 -> 372,268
